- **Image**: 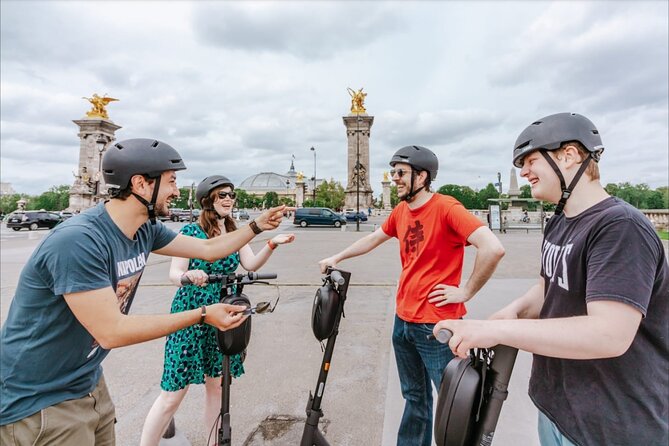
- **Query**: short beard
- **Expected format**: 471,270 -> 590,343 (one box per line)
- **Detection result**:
155,201 -> 170,217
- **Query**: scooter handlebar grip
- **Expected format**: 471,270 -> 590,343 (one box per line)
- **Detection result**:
180,275 -> 193,286
248,272 -> 277,280
435,329 -> 453,344
330,270 -> 345,285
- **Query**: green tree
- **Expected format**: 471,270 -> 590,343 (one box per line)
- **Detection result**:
437,184 -> 477,209
657,186 -> 669,209
168,186 -> 196,209
234,189 -> 252,209
316,179 -> 345,210
263,191 -> 279,208
390,185 -> 399,208
477,183 -> 501,209
31,185 -> 70,211
0,193 -> 25,215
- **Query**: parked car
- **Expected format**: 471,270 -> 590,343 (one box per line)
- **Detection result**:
59,211 -> 74,220
293,207 -> 347,228
231,209 -> 250,220
6,211 -> 62,231
345,211 -> 368,222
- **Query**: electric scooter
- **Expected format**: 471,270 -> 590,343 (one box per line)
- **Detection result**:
164,271 -> 280,445
300,268 -> 351,446
431,329 -> 518,446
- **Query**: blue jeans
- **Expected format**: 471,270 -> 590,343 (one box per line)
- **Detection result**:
538,411 -> 578,446
392,315 -> 455,446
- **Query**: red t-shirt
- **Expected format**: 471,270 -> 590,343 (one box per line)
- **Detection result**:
382,194 -> 483,323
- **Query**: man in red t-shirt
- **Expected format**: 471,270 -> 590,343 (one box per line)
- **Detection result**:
319,145 -> 505,446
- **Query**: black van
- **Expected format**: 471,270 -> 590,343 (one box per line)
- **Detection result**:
293,207 -> 346,228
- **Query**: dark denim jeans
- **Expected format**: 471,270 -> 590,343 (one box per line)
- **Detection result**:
392,315 -> 455,446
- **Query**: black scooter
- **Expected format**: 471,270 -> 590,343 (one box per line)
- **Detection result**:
165,271 -> 279,445
431,329 -> 518,446
300,268 -> 351,446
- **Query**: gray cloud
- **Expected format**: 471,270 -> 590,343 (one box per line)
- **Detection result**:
0,1 -> 666,196
192,2 -> 402,59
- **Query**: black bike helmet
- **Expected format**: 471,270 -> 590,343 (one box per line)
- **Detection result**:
216,293 -> 252,355
311,282 -> 341,341
102,138 -> 186,223
512,113 -> 604,215
389,145 -> 439,202
196,175 -> 234,211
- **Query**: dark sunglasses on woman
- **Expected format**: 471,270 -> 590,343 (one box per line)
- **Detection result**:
217,191 -> 236,200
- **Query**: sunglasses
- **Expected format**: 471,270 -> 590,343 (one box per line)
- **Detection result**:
237,294 -> 280,316
217,191 -> 236,200
390,168 -> 411,178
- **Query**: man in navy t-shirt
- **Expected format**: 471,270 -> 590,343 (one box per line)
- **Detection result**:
0,139 -> 289,445
435,113 -> 668,446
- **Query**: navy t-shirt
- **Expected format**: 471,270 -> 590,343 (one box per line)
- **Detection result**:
529,197 -> 669,446
0,203 -> 177,425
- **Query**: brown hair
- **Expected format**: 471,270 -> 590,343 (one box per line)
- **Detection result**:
198,187 -> 237,239
556,141 -> 600,181
110,174 -> 155,199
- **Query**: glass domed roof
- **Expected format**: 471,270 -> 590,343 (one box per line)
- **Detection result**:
239,172 -> 293,191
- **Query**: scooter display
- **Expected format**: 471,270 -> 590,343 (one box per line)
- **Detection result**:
165,271 -> 279,445
300,267 -> 351,446
432,329 -> 518,446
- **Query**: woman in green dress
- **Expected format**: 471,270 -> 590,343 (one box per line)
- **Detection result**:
140,175 -> 294,446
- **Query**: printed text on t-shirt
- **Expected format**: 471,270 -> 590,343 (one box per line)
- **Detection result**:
542,240 -> 573,291
404,221 -> 425,260
116,252 -> 147,277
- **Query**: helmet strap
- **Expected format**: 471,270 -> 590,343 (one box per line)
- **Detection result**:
401,170 -> 425,202
540,151 -> 592,215
131,175 -> 162,224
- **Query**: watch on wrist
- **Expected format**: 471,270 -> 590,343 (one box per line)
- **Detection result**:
199,305 -> 207,325
249,219 -> 263,235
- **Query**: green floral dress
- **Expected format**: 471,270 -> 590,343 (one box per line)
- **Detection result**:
160,223 -> 245,392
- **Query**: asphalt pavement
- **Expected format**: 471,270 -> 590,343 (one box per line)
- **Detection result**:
0,217 -> 558,445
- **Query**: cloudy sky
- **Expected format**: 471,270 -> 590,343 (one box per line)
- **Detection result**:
1,0 -> 667,196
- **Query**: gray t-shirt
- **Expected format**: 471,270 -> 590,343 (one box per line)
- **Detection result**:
529,197 -> 669,446
0,204 -> 177,425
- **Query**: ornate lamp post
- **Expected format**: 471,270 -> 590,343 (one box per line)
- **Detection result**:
310,146 -> 316,204
286,179 -> 290,204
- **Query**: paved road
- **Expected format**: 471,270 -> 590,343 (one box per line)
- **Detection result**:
0,219 -> 586,445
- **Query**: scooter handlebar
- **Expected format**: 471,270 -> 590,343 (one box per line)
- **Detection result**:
180,272 -> 277,286
330,270 -> 345,285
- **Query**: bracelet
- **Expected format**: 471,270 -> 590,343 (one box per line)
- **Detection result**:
199,305 -> 207,325
267,240 -> 277,250
249,219 -> 263,235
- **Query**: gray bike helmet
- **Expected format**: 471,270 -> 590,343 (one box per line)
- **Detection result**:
389,145 -> 439,202
389,145 -> 439,181
102,138 -> 186,223
512,113 -> 604,215
196,175 -> 234,207
512,112 -> 604,168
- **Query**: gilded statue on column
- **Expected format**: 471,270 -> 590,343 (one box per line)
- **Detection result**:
82,93 -> 119,119
347,87 -> 367,114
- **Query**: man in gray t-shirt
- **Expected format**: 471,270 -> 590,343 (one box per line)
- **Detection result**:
0,139 -> 289,445
435,113 -> 668,446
